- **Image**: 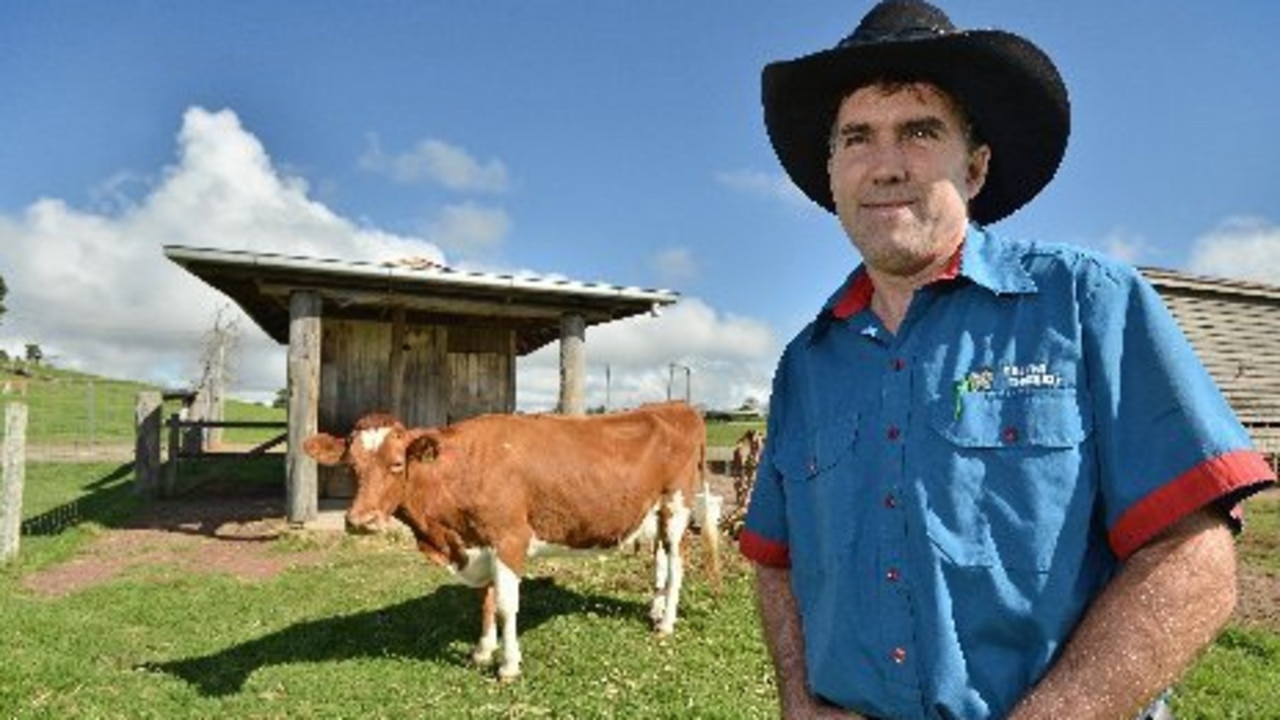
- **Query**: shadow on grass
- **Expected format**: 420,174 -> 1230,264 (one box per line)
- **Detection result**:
141,576 -> 647,696
20,462 -> 138,536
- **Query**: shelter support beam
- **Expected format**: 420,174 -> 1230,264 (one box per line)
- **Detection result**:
558,313 -> 586,416
287,290 -> 322,524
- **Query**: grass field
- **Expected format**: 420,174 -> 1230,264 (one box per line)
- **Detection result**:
1,371 -> 1275,717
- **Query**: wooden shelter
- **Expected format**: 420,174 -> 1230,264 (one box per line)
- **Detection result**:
165,246 -> 679,522
1143,267 -> 1280,465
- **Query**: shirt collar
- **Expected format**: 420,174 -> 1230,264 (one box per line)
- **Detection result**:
824,224 -> 1037,321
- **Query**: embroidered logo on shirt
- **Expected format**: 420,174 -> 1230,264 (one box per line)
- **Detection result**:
953,362 -> 1062,418
1002,362 -> 1062,389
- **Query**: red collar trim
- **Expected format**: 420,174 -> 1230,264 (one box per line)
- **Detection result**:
831,245 -> 964,320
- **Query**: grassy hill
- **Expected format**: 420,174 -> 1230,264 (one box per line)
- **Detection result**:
1,363 -> 284,446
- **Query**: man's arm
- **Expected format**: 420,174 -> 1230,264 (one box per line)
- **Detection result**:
1009,507 -> 1237,719
754,564 -> 861,719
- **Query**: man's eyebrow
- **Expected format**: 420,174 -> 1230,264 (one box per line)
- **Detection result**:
902,116 -> 949,136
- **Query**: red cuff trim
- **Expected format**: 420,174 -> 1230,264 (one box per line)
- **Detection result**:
739,529 -> 791,568
1109,450 -> 1276,560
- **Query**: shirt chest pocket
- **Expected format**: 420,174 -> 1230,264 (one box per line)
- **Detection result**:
773,413 -> 861,577
925,389 -> 1093,571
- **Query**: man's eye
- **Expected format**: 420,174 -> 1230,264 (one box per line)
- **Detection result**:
836,132 -> 866,149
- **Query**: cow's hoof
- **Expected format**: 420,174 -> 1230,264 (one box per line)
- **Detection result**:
470,647 -> 497,666
652,621 -> 676,637
496,665 -> 521,683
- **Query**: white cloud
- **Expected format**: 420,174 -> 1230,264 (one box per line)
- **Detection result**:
1187,216 -> 1280,282
651,247 -> 697,286
360,134 -> 508,193
423,202 -> 510,256
0,106 -> 782,416
1097,227 -> 1152,264
0,107 -> 444,396
516,298 -> 776,413
715,169 -> 808,206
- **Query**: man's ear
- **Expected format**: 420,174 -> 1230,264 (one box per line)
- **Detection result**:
966,144 -> 992,200
302,434 -> 346,466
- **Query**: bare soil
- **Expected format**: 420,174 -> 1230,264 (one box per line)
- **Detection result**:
20,494 -> 335,597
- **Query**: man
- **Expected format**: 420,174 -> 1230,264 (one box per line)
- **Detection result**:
738,2 -> 1277,719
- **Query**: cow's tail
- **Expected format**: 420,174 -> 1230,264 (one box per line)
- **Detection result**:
697,439 -> 723,594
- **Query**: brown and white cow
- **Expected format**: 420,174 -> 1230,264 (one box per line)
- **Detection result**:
303,401 -> 720,680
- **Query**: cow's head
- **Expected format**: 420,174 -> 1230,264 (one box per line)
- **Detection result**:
302,412 -> 418,534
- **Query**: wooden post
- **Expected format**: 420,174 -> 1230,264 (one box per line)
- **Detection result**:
2,402 -> 28,564
164,413 -> 181,497
558,313 -> 586,416
287,290 -> 322,525
389,305 -> 407,417
133,391 -> 163,497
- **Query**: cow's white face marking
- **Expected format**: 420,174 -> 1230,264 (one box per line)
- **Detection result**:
356,427 -> 392,451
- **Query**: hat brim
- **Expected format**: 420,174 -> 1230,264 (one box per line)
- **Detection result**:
763,30 -> 1069,224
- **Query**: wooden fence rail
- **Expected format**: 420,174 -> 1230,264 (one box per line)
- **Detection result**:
133,391 -> 287,498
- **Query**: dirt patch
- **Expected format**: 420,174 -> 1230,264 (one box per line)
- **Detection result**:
20,495 -> 337,597
1235,566 -> 1280,630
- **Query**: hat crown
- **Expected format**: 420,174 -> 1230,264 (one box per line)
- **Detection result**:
839,0 -> 956,47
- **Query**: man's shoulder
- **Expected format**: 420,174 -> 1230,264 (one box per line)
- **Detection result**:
990,231 -> 1142,287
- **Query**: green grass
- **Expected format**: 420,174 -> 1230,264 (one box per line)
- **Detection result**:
2,380 -> 1275,717
4,467 -> 1277,717
1,365 -> 285,448
705,419 -> 765,448
1,462 -> 774,719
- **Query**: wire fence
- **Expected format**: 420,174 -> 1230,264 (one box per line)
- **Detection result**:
1,377 -> 166,462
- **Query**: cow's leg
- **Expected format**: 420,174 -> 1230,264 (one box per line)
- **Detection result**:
491,555 -> 523,680
654,492 -> 692,635
650,537 -> 670,625
471,585 -> 499,666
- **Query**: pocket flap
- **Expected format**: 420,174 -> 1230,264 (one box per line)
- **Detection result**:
933,389 -> 1091,449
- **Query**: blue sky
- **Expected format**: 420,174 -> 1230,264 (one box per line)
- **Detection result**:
2,2 -> 1278,411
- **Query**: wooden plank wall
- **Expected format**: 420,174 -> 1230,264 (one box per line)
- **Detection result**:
447,326 -> 515,422
317,318 -> 515,496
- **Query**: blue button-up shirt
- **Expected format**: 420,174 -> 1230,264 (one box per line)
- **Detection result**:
740,226 -> 1275,719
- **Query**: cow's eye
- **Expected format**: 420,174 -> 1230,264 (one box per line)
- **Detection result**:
390,462 -> 405,475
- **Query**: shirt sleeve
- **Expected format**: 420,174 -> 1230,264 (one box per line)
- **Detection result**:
1081,262 -> 1276,559
739,347 -> 795,568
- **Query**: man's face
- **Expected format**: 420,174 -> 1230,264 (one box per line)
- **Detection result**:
827,82 -> 990,279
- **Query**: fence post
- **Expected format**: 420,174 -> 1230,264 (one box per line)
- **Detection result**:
134,391 -> 163,497
2,402 -> 28,564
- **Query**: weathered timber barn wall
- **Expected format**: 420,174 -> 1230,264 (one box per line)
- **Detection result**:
165,246 -> 677,517
1144,268 -> 1280,461
318,320 -> 514,495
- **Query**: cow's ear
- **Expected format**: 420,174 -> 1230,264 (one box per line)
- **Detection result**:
406,435 -> 441,463
303,434 -> 346,465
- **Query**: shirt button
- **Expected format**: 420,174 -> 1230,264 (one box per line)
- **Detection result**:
886,425 -> 901,441
884,494 -> 897,509
886,567 -> 901,582
891,647 -> 907,664
1002,426 -> 1019,443
891,358 -> 906,371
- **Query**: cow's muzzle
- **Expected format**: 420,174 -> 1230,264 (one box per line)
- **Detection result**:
344,511 -> 386,535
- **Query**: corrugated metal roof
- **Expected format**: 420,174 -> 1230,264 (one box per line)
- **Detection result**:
165,245 -> 680,354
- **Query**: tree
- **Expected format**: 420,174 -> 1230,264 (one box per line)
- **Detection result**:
25,343 -> 42,366
0,274 -> 7,324
272,387 -> 289,409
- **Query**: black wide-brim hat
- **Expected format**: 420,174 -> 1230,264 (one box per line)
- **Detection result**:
763,0 -> 1069,224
